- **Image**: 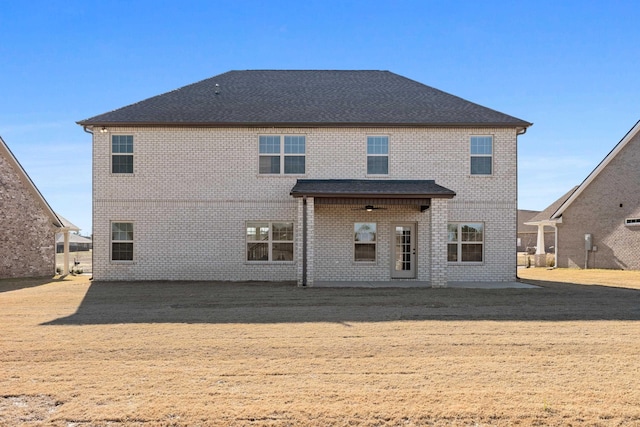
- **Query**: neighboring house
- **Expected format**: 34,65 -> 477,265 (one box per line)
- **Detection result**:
517,209 -> 555,253
56,233 -> 92,253
0,136 -> 79,278
527,120 -> 640,269
77,70 -> 531,286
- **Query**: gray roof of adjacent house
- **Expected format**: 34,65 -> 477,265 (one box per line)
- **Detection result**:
78,70 -> 532,128
517,209 -> 541,233
526,186 -> 579,224
290,179 -> 456,198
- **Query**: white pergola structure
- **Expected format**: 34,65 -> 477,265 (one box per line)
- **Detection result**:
524,186 -> 578,268
55,214 -> 81,274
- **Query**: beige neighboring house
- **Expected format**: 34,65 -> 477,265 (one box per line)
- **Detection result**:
526,120 -> 640,269
1,135 -> 79,278
78,70 -> 531,286
517,209 -> 554,253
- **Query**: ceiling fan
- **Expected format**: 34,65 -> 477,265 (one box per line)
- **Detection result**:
351,205 -> 387,212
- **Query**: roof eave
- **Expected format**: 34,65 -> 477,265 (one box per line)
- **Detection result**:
0,136 -> 64,229
551,119 -> 640,219
78,121 -> 532,129
290,192 -> 455,199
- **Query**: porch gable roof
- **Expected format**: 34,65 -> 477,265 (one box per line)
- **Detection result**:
290,179 -> 456,199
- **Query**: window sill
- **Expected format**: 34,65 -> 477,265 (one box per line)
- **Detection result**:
468,174 -> 494,178
257,174 -> 306,178
448,262 -> 484,266
245,261 -> 296,265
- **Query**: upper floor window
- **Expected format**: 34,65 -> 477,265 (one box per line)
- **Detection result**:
470,136 -> 492,175
367,136 -> 388,175
111,222 -> 134,261
447,222 -> 484,263
259,135 -> 305,175
112,135 -> 133,174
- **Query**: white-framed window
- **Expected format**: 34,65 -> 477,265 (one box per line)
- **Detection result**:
448,222 -> 484,263
112,135 -> 134,174
246,222 -> 294,262
354,222 -> 377,262
625,218 -> 640,226
259,135 -> 305,174
111,222 -> 134,261
367,136 -> 388,175
470,136 -> 492,175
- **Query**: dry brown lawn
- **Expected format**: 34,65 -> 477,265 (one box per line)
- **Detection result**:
1,272 -> 639,426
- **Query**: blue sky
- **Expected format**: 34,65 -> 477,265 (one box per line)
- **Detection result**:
2,0 -> 639,234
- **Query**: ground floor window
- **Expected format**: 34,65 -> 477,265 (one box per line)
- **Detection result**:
111,222 -> 133,261
447,222 -> 484,263
246,222 -> 294,262
354,222 -> 377,262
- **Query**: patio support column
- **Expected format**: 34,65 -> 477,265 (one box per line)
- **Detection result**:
62,230 -> 70,275
430,198 -> 448,288
306,197 -> 315,286
296,197 -> 315,286
534,224 -> 546,267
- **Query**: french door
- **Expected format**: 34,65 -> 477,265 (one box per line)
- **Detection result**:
391,223 -> 416,279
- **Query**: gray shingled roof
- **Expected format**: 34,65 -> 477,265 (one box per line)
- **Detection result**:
290,179 -> 456,198
526,186 -> 579,224
78,70 -> 531,127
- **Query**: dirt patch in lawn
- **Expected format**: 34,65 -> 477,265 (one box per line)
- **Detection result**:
1,274 -> 639,426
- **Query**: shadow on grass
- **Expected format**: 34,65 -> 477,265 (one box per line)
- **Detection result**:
0,276 -> 68,293
42,279 -> 640,325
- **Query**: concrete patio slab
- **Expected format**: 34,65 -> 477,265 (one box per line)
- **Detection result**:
312,281 -> 539,289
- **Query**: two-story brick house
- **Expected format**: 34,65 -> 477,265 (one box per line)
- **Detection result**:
78,70 -> 531,286
527,120 -> 640,270
1,135 -> 78,278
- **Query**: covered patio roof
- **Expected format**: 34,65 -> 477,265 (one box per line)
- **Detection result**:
290,179 -> 456,199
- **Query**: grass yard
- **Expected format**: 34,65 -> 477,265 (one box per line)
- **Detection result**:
1,271 -> 639,426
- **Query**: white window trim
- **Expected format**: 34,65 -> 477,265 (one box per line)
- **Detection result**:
447,222 -> 484,264
111,134 -> 134,175
470,135 -> 493,176
354,222 -> 377,263
366,135 -> 389,176
625,218 -> 640,226
110,221 -> 134,263
258,135 -> 306,176
245,221 -> 295,263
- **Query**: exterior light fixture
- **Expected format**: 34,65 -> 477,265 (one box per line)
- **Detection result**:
365,205 -> 374,212
100,127 -> 108,133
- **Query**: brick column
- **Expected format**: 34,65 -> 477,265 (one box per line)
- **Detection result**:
296,198 -> 304,286
306,197 -> 315,286
430,198 -> 448,288
296,197 -> 315,286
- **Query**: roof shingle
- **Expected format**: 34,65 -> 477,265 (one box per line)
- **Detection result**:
290,179 -> 456,198
78,70 -> 531,127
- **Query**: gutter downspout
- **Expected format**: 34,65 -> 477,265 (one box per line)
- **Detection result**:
83,125 -> 94,279
302,196 -> 307,286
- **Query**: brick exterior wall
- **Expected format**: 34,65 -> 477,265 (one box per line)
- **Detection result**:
557,131 -> 640,269
93,126 -> 518,282
0,149 -> 57,278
